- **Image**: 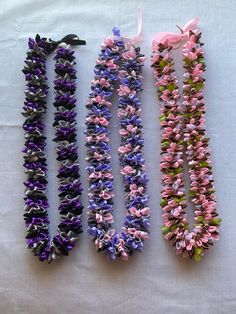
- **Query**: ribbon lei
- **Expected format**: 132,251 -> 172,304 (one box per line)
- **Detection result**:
152,17 -> 199,50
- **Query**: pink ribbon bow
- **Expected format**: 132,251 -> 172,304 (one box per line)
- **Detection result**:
113,7 -> 143,46
152,17 -> 199,50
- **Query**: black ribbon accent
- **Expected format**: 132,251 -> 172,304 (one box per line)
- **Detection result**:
58,34 -> 86,46
36,34 -> 86,54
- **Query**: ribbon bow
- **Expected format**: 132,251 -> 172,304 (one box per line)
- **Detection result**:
152,17 -> 199,50
113,7 -> 143,46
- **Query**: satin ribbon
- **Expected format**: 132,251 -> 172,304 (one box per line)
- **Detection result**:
130,7 -> 143,45
113,7 -> 143,46
152,17 -> 199,50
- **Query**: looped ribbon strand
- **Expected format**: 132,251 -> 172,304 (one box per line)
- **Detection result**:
130,7 -> 143,45
113,7 -> 143,46
152,17 -> 199,51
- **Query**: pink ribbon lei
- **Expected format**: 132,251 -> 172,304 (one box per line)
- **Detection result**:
152,17 -> 199,50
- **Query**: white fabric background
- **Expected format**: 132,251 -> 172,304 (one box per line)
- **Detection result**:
0,0 -> 235,313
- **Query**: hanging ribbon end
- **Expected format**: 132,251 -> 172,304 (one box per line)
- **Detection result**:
176,25 -> 184,34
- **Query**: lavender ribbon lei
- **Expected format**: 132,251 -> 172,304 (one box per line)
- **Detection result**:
22,34 -> 85,262
85,28 -> 150,260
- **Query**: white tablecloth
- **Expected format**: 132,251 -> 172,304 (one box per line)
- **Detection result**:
0,0 -> 235,313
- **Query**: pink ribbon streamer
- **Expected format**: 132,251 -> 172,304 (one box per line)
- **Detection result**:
113,7 -> 143,46
152,17 -> 199,50
131,7 -> 143,45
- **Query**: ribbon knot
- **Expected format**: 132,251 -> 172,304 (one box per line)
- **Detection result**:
44,34 -> 86,54
152,17 -> 199,50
